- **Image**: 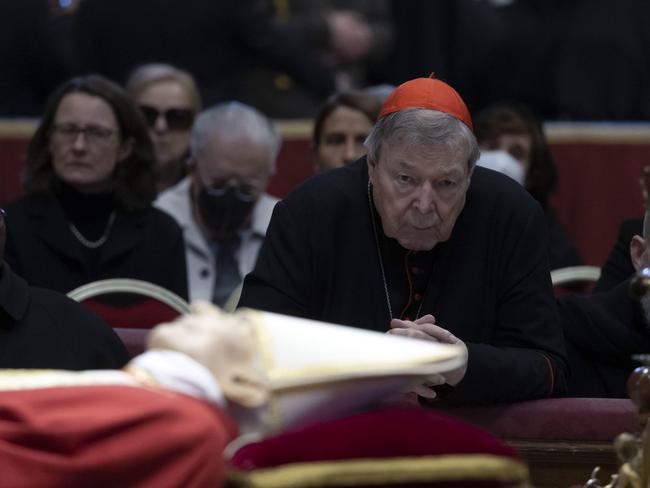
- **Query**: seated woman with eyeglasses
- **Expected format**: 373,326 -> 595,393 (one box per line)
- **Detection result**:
126,64 -> 201,193
3,75 -> 188,299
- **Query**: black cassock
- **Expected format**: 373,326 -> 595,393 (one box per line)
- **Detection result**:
240,159 -> 567,405
560,280 -> 650,398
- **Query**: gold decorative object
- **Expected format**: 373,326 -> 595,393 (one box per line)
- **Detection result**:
583,358 -> 650,487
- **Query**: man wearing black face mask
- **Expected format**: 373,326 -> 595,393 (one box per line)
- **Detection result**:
155,101 -> 279,306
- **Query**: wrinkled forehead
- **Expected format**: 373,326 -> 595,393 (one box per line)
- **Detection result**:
381,139 -> 472,177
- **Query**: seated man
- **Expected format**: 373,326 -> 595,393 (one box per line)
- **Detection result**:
0,208 -> 128,369
239,76 -> 568,405
155,102 -> 280,307
593,167 -> 650,293
560,171 -> 650,397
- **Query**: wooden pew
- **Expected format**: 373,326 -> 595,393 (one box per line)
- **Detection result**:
442,397 -> 638,488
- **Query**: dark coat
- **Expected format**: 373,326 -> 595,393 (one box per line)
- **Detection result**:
4,194 -> 188,299
593,218 -> 642,293
559,280 -> 650,397
239,0 -> 393,118
240,159 -> 568,405
0,263 -> 129,369
546,209 -> 582,270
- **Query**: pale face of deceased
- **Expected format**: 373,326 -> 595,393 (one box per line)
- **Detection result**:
368,142 -> 472,251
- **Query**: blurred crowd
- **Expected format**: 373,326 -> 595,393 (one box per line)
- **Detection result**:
2,0 -> 650,120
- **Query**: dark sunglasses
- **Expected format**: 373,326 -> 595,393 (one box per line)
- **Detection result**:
139,105 -> 195,130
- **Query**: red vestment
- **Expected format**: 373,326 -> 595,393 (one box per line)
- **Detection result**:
0,384 -> 237,488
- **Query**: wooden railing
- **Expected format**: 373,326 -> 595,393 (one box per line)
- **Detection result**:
442,397 -> 638,488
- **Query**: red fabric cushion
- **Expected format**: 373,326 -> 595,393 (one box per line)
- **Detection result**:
441,398 -> 637,441
229,407 -> 528,487
81,297 -> 181,329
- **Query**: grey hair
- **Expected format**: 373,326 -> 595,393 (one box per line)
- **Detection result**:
189,101 -> 281,172
125,63 -> 202,113
364,109 -> 479,171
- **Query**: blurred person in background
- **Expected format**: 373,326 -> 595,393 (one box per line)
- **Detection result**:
126,63 -> 201,193
240,0 -> 393,118
387,0 -> 650,121
474,101 -> 582,270
4,75 -> 188,298
75,0 -> 336,110
312,90 -> 381,172
559,167 -> 650,398
155,102 -> 279,306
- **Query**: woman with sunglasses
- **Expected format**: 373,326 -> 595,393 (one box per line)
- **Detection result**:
126,64 -> 201,192
3,75 -> 188,299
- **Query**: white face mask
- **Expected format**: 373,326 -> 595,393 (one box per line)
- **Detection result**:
476,149 -> 525,185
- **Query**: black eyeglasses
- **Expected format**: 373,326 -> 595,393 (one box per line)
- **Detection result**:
0,208 -> 6,219
139,105 -> 195,130
50,123 -> 117,144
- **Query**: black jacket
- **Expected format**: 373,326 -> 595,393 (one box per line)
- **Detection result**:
0,263 -> 129,369
593,218 -> 643,293
240,159 -> 568,404
4,194 -> 188,298
560,280 -> 650,397
545,208 -> 582,270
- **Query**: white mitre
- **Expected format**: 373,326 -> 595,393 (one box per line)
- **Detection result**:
233,308 -> 466,434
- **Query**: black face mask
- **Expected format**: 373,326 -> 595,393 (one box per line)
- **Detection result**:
197,185 -> 256,242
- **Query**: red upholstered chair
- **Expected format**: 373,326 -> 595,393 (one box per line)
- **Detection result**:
112,327 -> 149,359
67,278 -> 191,330
227,406 -> 530,488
